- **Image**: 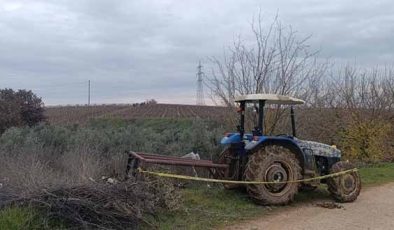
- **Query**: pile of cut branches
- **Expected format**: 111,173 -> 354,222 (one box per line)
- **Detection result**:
0,178 -> 181,229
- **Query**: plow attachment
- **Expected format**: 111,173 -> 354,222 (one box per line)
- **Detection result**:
126,151 -> 228,178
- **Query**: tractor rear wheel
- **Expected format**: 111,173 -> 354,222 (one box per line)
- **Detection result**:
327,161 -> 361,202
244,145 -> 301,205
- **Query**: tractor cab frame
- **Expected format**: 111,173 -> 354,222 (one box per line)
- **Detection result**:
235,93 -> 302,139
220,94 -> 318,177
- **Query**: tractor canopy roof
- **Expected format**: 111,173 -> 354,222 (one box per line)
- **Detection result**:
234,94 -> 305,105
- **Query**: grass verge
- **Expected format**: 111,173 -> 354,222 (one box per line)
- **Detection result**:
2,163 -> 394,229
0,206 -> 64,230
148,162 -> 394,229
146,185 -> 274,230
358,163 -> 394,186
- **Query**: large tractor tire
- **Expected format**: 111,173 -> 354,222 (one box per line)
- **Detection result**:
216,148 -> 242,190
244,145 -> 302,205
327,161 -> 361,202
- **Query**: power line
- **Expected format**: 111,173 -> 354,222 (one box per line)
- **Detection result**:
196,61 -> 205,105
88,80 -> 91,106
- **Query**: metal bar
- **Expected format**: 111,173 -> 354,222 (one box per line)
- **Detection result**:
129,151 -> 144,160
137,153 -> 213,163
88,80 -> 91,106
128,151 -> 229,169
126,151 -> 141,178
132,159 -> 140,177
143,158 -> 229,168
126,151 -> 134,174
258,100 -> 265,135
290,106 -> 296,137
143,157 -> 214,165
143,157 -> 205,164
238,101 -> 245,138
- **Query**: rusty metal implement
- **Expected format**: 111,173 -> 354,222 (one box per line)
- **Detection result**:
126,151 -> 228,177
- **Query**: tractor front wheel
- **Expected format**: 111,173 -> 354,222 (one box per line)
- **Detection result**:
244,145 -> 301,205
327,161 -> 361,202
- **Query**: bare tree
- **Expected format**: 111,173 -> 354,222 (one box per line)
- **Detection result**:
206,15 -> 324,106
326,65 -> 394,120
205,14 -> 326,133
204,13 -> 394,161
307,64 -> 394,161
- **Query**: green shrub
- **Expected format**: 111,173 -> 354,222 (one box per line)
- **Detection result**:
0,118 -> 225,160
0,88 -> 45,134
0,207 -> 61,230
340,120 -> 392,162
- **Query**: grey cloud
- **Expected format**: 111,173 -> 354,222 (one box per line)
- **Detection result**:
0,0 -> 393,105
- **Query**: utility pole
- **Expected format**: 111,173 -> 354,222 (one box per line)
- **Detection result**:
196,61 -> 205,105
88,80 -> 91,106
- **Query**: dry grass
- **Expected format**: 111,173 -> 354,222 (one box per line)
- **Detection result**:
0,148 -> 181,229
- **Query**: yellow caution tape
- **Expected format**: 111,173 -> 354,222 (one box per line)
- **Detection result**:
137,168 -> 358,185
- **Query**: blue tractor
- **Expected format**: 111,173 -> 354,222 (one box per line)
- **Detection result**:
216,94 -> 361,205
127,93 -> 361,205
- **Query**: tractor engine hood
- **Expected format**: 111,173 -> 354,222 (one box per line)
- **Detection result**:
295,139 -> 341,158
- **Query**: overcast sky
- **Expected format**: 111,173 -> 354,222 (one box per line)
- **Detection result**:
0,0 -> 393,105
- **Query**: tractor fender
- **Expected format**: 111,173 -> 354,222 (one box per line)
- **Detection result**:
220,133 -> 253,145
245,137 -> 309,173
220,133 -> 241,145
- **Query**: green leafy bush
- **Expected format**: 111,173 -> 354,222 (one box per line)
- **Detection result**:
0,119 -> 225,178
0,89 -> 45,134
340,120 -> 392,162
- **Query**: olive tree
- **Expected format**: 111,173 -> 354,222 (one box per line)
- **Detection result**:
0,88 -> 46,133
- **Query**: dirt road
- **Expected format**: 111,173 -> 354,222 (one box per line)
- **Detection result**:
225,183 -> 394,230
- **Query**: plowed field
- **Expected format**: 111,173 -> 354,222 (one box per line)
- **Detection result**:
45,104 -> 230,124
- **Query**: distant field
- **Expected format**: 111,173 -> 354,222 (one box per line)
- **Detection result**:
45,104 -> 230,124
